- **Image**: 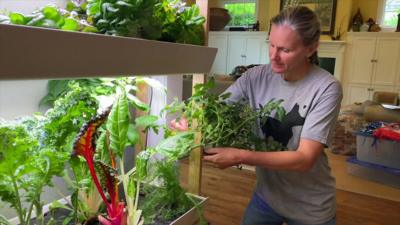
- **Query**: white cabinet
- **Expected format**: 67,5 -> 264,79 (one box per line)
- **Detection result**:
208,31 -> 268,75
344,32 -> 400,104
347,84 -> 396,104
208,32 -> 228,75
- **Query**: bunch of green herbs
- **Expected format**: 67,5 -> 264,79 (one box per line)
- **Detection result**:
164,79 -> 286,151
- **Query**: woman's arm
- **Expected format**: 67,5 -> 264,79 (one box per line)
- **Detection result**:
203,138 -> 324,172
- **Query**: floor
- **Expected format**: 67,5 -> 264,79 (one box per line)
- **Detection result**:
179,151 -> 400,225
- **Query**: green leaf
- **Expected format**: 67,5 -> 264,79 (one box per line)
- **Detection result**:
9,12 -> 27,25
135,115 -> 158,128
154,132 -> 195,160
87,0 -> 101,16
0,215 -> 12,225
127,94 -> 149,112
127,176 -> 136,197
127,124 -> 140,145
106,91 -> 130,156
42,6 -> 62,22
61,214 -> 73,225
61,18 -> 79,31
136,150 -> 151,180
49,200 -> 71,211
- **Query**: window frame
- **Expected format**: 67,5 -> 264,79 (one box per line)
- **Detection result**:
222,0 -> 259,28
377,0 -> 400,31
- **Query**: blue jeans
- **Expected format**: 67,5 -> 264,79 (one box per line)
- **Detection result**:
241,193 -> 336,225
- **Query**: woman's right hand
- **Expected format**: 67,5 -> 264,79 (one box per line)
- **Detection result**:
169,117 -> 189,131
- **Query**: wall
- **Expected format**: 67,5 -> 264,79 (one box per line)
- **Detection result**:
0,1 -> 66,120
352,0 -> 380,22
206,0 -> 382,40
0,1 -> 68,221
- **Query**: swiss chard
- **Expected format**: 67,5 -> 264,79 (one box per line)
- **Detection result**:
72,108 -> 127,225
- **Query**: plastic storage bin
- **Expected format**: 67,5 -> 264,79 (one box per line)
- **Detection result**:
356,133 -> 400,169
347,157 -> 400,189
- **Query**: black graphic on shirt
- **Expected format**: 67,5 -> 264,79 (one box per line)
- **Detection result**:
261,103 -> 305,147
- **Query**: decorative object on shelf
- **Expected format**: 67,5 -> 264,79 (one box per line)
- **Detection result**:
352,8 -> 363,32
367,18 -> 381,32
209,7 -> 231,31
280,0 -> 337,35
396,13 -> 400,32
252,20 -> 260,31
360,23 -> 370,32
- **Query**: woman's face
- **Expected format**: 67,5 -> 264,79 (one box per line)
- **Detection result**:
269,24 -> 316,77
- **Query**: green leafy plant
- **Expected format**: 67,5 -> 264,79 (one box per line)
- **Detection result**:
164,79 -> 286,151
2,5 -> 97,32
135,130 -> 206,225
0,119 -> 68,225
87,0 -> 205,44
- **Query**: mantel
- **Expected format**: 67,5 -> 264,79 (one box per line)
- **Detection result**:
319,40 -> 346,53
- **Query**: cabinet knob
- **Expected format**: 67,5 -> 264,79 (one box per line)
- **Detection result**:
241,54 -> 246,58
370,59 -> 378,63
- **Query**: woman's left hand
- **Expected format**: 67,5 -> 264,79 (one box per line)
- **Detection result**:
203,147 -> 244,169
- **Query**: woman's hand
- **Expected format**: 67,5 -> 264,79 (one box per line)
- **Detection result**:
169,117 -> 189,131
203,147 -> 244,169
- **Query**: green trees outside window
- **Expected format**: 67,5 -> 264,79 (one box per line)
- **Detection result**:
383,0 -> 400,27
224,2 -> 256,27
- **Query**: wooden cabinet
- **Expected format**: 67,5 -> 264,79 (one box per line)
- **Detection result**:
343,32 -> 400,104
208,31 -> 268,75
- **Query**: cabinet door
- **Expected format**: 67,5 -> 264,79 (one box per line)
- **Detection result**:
370,84 -> 396,94
349,37 -> 376,84
227,36 -> 246,74
244,36 -> 265,65
347,84 -> 371,104
208,33 -> 228,75
372,38 -> 400,85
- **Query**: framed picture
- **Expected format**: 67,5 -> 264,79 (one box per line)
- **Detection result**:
280,0 -> 337,35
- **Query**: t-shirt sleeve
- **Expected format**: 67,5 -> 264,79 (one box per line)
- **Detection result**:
222,71 -> 251,103
301,81 -> 343,146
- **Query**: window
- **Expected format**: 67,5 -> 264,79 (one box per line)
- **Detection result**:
378,0 -> 400,28
223,0 -> 258,27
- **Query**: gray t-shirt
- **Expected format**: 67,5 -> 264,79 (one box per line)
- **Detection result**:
224,64 -> 342,224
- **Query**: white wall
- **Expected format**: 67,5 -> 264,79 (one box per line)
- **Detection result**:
0,1 -> 68,221
0,0 -> 67,119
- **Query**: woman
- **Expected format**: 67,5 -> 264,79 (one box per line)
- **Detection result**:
172,6 -> 342,225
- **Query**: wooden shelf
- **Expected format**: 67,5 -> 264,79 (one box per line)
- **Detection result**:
0,24 -> 217,80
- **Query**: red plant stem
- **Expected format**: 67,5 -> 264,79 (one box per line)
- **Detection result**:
84,126 -> 112,213
106,131 -> 119,210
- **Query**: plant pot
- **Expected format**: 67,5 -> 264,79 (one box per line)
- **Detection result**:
169,194 -> 208,225
209,8 -> 231,31
11,194 -> 208,225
